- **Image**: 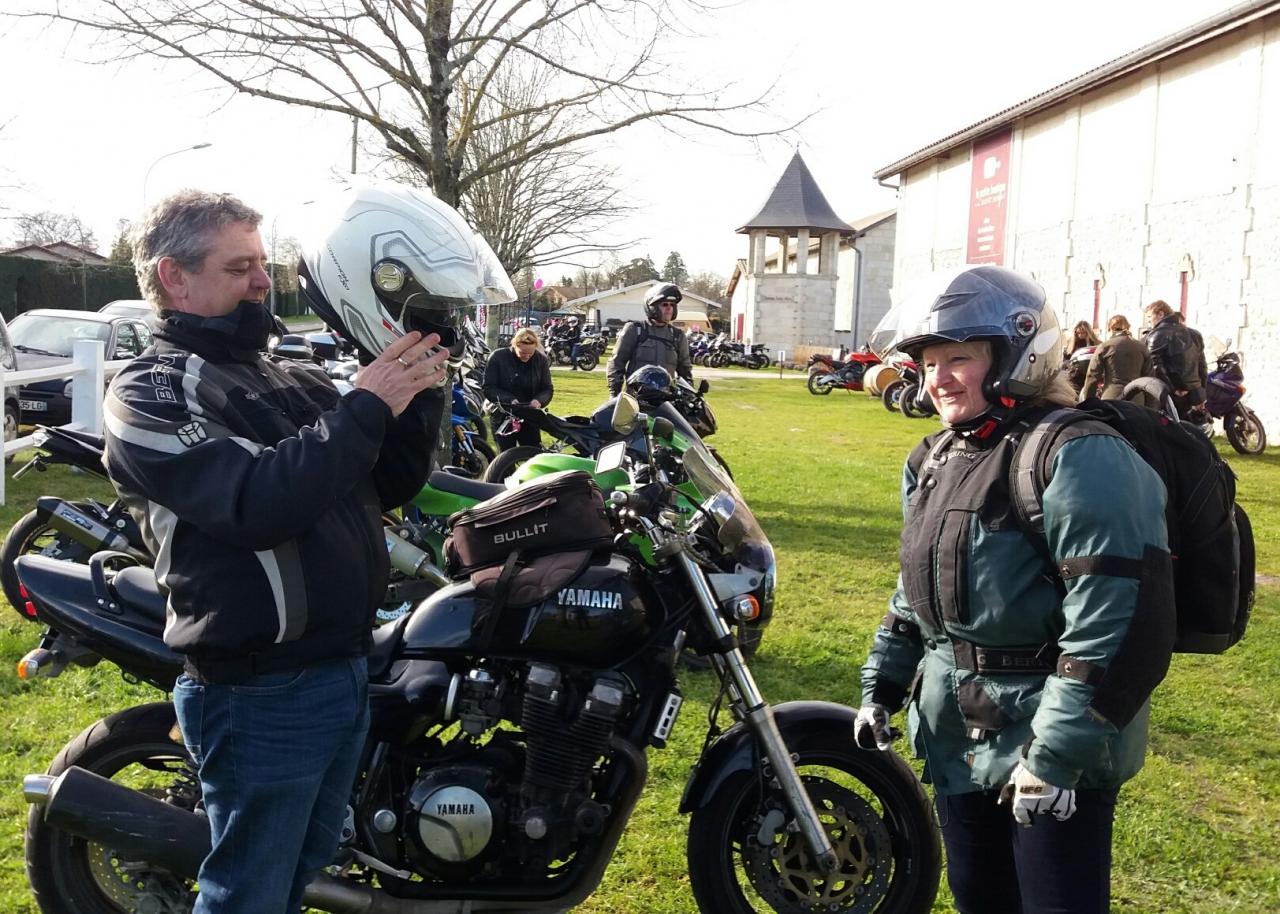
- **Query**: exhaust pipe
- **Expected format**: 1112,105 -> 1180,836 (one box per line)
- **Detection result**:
25,766 -> 570,913
36,497 -> 150,562
25,768 -> 397,912
26,768 -> 209,878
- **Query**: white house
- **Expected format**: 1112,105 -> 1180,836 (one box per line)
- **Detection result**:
565,282 -> 714,332
874,0 -> 1280,432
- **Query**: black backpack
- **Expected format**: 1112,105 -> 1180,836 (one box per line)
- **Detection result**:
1009,398 -> 1255,654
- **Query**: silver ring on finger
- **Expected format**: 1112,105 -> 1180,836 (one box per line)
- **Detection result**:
396,355 -> 411,369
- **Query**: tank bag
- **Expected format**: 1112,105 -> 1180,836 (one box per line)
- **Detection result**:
1009,399 -> 1255,655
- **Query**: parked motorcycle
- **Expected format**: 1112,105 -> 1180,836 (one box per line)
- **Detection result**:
1196,346 -> 1266,455
544,328 -> 600,371
807,348 -> 882,395
482,380 -> 730,486
17,397 -> 941,914
880,361 -> 935,419
0,425 -> 147,618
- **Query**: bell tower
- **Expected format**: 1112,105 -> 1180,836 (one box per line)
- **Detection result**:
736,152 -> 853,354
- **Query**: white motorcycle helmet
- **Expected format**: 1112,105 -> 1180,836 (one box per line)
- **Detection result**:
298,183 -> 517,361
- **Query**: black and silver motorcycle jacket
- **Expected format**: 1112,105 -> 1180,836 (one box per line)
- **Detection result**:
606,321 -> 692,395
103,304 -> 442,679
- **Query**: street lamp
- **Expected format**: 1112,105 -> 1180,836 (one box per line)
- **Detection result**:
141,143 -> 213,204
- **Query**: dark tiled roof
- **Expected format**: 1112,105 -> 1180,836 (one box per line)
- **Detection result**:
873,1 -> 1280,180
737,151 -> 855,233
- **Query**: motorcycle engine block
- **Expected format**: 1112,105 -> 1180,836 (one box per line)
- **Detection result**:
404,763 -> 507,877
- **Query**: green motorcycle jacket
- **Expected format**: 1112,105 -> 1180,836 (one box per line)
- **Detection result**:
861,415 -> 1172,795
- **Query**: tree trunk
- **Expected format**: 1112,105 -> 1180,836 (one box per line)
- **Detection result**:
426,1 -> 459,206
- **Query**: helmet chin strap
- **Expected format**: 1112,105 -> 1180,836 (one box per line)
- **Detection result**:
948,392 -> 1020,439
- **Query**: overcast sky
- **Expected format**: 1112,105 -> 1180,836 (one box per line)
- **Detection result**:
0,0 -> 1237,279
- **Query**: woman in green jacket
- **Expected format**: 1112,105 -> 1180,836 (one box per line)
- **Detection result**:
856,266 -> 1173,914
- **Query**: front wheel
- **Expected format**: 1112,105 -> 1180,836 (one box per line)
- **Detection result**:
452,435 -> 496,478
881,379 -> 905,412
574,351 -> 600,371
898,384 -> 926,419
482,444 -> 546,483
1226,407 -> 1266,454
687,741 -> 939,914
26,702 -> 198,914
807,373 -> 834,396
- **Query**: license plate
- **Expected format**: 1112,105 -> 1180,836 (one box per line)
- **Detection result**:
18,400 -> 46,412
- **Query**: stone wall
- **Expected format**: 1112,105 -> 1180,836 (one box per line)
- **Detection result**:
888,14 -> 1280,434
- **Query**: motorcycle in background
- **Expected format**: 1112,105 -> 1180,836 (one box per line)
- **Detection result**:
0,425 -> 147,619
1194,345 -> 1266,455
880,360 -> 936,419
806,349 -> 881,395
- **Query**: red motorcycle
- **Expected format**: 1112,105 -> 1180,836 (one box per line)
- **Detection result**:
806,349 -> 881,395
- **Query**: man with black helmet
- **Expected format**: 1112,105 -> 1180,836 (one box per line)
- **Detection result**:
104,185 -> 511,914
855,265 -> 1172,914
605,281 -> 693,395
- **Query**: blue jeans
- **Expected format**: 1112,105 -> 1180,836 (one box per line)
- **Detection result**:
174,656 -> 370,914
936,787 -> 1119,914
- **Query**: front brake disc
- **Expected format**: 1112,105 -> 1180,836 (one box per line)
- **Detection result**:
742,775 -> 894,913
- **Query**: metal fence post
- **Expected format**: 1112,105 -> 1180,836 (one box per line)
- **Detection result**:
71,339 -> 107,435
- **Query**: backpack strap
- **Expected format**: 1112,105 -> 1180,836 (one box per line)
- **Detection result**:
1008,407 -> 1134,577
1009,408 -> 1123,537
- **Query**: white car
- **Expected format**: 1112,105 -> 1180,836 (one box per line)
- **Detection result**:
98,299 -> 158,329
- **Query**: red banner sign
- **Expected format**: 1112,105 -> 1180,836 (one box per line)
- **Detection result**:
966,129 -> 1012,265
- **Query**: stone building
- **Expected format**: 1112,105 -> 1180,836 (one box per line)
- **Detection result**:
728,209 -> 896,356
731,152 -> 855,358
874,0 -> 1280,433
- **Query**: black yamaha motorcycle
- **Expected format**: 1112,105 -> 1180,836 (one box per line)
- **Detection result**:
16,396 -> 939,914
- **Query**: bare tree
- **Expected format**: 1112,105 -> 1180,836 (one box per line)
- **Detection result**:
383,61 -> 635,275
12,210 -> 99,251
19,1 -> 797,211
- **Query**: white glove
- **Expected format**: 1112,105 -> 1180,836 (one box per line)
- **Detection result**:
853,705 -> 894,751
999,762 -> 1077,826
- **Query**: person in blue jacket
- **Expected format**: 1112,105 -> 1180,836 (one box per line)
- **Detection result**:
856,266 -> 1174,914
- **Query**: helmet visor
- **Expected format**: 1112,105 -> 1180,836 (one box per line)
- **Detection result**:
472,233 -> 517,306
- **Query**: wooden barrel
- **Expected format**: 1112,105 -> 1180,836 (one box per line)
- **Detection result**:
863,363 -> 901,397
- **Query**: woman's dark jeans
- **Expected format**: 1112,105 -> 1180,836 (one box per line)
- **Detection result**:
936,787 -> 1119,914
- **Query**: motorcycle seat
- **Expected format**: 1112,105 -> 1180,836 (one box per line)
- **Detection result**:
111,566 -> 169,624
427,470 -> 507,502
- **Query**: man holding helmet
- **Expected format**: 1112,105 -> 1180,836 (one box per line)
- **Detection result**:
104,184 -> 515,913
854,266 -> 1172,914
605,281 -> 693,395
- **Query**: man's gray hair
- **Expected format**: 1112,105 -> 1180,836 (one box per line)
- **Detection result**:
131,190 -> 262,309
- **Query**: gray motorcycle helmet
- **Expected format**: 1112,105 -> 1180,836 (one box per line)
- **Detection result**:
889,265 -> 1063,403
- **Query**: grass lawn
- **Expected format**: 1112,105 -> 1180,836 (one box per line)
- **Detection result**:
0,371 -> 1274,913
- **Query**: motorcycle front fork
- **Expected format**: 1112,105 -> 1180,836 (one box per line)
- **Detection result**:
675,550 -> 839,874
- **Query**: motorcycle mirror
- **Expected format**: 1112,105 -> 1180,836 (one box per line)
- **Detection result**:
611,393 -> 641,434
595,440 -> 627,475
651,417 -> 675,442
697,379 -> 710,395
